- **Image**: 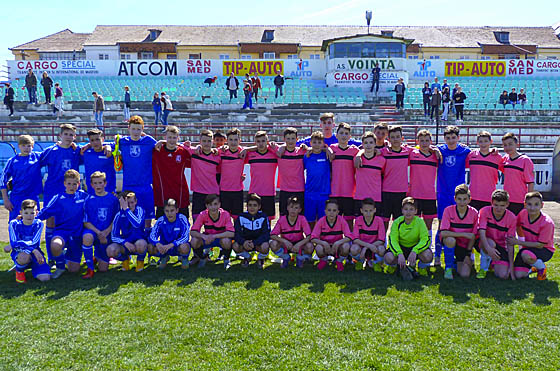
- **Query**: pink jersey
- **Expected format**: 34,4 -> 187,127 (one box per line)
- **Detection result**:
277,147 -> 305,192
355,153 -> 386,202
330,144 -> 359,197
408,149 -> 438,200
466,150 -> 503,202
502,154 -> 535,203
271,214 -> 311,243
517,209 -> 555,253
247,149 -> 278,196
191,208 -> 234,235
440,205 -> 479,249
478,206 -> 517,248
352,215 -> 386,244
185,147 -> 221,194
381,146 -> 411,193
311,215 -> 353,245
219,147 -> 246,192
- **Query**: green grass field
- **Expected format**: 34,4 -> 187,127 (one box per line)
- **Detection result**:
1,247 -> 559,370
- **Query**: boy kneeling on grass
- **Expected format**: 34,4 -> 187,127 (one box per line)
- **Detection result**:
190,194 -> 235,270
233,193 -> 271,269
270,196 -> 314,268
148,198 -> 191,270
311,199 -> 353,272
350,198 -> 386,271
5,199 -> 50,283
509,191 -> 555,281
385,197 -> 433,280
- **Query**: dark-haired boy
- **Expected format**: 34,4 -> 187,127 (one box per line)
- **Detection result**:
350,198 -> 386,272
246,131 -> 278,220
219,128 -> 246,217
276,127 -> 306,216
303,131 -> 331,227
82,128 -> 116,195
502,132 -> 534,216
233,193 -> 271,269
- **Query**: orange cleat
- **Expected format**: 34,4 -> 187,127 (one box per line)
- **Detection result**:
15,271 -> 26,283
537,267 -> 547,281
82,268 -> 95,279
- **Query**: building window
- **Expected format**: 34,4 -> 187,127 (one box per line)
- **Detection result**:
310,54 -> 321,59
263,30 -> 274,42
263,52 -> 276,59
526,55 -> 536,60
120,54 -> 131,60
547,56 -> 558,59
189,53 -> 201,59
166,54 -> 177,59
240,55 -> 252,59
429,55 -> 440,59
381,30 -> 394,37
328,42 -> 405,59
219,54 -> 230,60
480,56 -> 491,60
39,52 -> 85,60
98,54 -> 109,60
150,31 -> 158,40
503,54 -> 520,59
287,54 -> 298,59
459,55 -> 470,59
494,32 -> 510,44
408,55 -> 419,59
140,52 -> 154,59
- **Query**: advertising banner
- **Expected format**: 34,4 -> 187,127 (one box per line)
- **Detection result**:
506,59 -> 560,77
444,61 -> 506,77
328,58 -> 405,72
326,70 -> 408,95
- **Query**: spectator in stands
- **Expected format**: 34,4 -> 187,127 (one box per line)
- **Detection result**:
441,86 -> 451,121
370,63 -> 381,95
499,90 -> 509,109
226,72 -> 239,102
430,87 -> 441,124
274,72 -> 285,98
204,76 -> 217,87
422,82 -> 432,117
252,73 -> 262,103
394,78 -> 406,110
442,79 -> 450,91
508,88 -> 518,110
40,72 -> 53,104
25,69 -> 37,105
92,92 -> 104,130
152,92 -> 162,125
451,83 -> 460,113
123,86 -> 131,123
53,83 -> 63,120
161,92 -> 173,128
431,77 -> 441,92
453,87 -> 466,122
518,88 -> 527,108
3,83 -> 15,117
242,74 -> 253,110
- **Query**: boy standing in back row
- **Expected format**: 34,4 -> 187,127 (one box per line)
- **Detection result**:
303,131 -> 331,227
246,131 -> 278,220
501,132 -> 534,216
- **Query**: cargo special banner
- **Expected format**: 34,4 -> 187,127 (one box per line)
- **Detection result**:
326,71 -> 409,95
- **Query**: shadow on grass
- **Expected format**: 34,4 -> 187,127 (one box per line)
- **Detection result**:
0,259 -> 558,305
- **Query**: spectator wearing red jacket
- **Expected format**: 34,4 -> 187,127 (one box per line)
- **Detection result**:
251,73 -> 262,103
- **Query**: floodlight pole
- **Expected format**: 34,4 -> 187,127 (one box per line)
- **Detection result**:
366,11 -> 372,34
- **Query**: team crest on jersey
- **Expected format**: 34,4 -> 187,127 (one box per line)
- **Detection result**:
61,159 -> 72,170
445,155 -> 456,167
130,145 -> 141,158
97,208 -> 108,221
175,155 -> 182,163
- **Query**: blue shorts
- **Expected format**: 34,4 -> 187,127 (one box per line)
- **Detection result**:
83,229 -> 111,263
8,194 -> 40,221
11,249 -> 51,278
304,196 -> 327,223
53,229 -> 83,263
124,185 -> 155,219
437,194 -> 456,220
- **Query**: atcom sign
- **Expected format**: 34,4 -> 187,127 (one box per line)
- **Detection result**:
117,61 -> 177,76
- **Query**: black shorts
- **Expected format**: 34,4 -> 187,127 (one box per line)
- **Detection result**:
514,247 -> 553,271
492,243 -> 510,264
279,191 -> 305,216
470,199 -> 491,211
332,197 -> 354,218
353,199 -> 383,217
155,207 -> 189,220
381,192 -> 407,220
455,246 -> 473,263
192,192 -> 210,216
415,199 -> 437,218
508,202 -> 524,216
220,190 -> 244,216
260,195 -> 276,219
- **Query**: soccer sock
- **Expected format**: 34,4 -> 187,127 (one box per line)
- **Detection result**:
82,244 -> 94,270
193,247 -> 205,259
351,254 -> 362,262
428,230 -> 433,249
45,227 -> 54,262
418,261 -> 431,269
443,244 -> 456,270
374,254 -> 384,264
273,249 -> 289,260
137,252 -> 146,262
54,253 -> 66,270
15,262 -> 26,273
238,251 -> 251,260
257,252 -> 268,260
319,256 -> 328,262
531,259 -> 546,271
297,253 -> 311,261
434,230 -> 442,259
479,251 -> 491,271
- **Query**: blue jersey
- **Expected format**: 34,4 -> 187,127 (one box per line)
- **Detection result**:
37,190 -> 88,235
0,152 -> 43,198
303,152 -> 331,197
111,206 -> 146,244
298,134 -> 361,147
84,193 -> 119,231
39,144 -> 82,196
118,136 -> 157,188
9,219 -> 44,254
149,214 -> 190,246
437,144 -> 471,198
82,148 -> 116,195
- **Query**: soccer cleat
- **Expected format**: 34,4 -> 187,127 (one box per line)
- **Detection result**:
335,261 -> 344,272
530,267 -> 538,274
317,260 -> 328,270
537,267 -> 547,281
241,259 -> 250,268
444,268 -> 453,280
52,268 -> 66,279
135,260 -> 145,272
109,258 -> 119,265
122,259 -> 131,271
224,259 -> 231,271
355,261 -> 364,271
256,258 -> 265,270
476,269 -> 487,279
158,256 -> 170,270
281,259 -> 290,269
15,271 -> 26,283
373,263 -> 383,273
400,266 -> 413,281
385,265 -> 397,275
149,257 -> 158,266
82,269 -> 95,279
367,259 -> 374,268
418,267 -> 429,277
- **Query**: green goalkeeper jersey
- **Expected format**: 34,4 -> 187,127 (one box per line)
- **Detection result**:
388,216 -> 430,255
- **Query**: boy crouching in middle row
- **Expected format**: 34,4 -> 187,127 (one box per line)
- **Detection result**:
233,193 -> 271,269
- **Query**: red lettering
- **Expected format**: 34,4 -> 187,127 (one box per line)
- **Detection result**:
204,60 -> 210,67
457,62 -> 465,75
204,67 -> 210,73
17,61 -> 24,69
508,60 -> 515,68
